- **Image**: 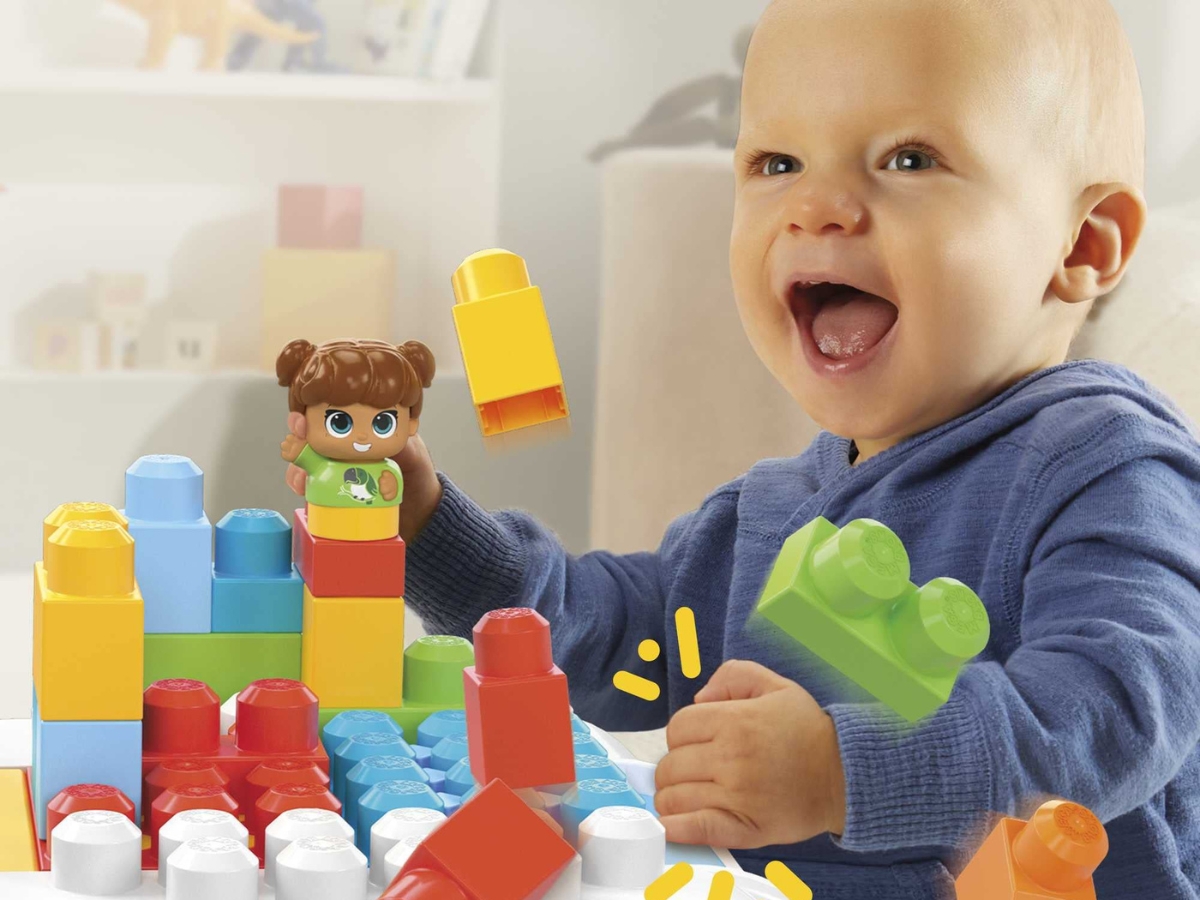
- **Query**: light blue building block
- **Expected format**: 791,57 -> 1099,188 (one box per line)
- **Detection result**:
332,731 -> 414,803
211,568 -> 303,633
345,755 -> 428,824
573,753 -> 627,782
124,455 -> 212,634
32,691 -> 142,840
416,710 -> 467,749
572,732 -> 608,758
444,758 -> 475,796
321,710 -> 403,759
560,778 -> 647,844
429,733 -> 470,772
356,781 -> 444,854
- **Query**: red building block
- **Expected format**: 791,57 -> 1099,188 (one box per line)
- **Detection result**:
293,508 -> 406,598
144,679 -> 221,755
141,679 -> 329,834
278,185 -> 364,249
463,610 -> 575,790
46,784 -> 137,846
390,779 -> 576,900
382,870 -> 470,900
144,760 -> 230,810
244,758 -> 330,811
955,800 -> 1109,900
249,782 -> 341,855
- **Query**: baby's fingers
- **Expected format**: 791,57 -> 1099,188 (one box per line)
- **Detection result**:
659,807 -> 751,849
285,464 -> 307,497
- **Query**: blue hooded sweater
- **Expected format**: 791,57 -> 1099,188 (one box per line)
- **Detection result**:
404,360 -> 1200,900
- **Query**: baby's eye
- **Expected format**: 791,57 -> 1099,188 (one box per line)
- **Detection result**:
372,411 -> 398,438
324,410 -> 353,438
886,148 -> 939,172
760,154 -> 800,176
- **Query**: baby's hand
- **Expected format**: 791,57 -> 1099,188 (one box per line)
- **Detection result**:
655,660 -> 846,849
280,433 -> 306,464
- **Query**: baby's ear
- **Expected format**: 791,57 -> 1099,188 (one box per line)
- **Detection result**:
1052,184 -> 1147,303
288,411 -> 307,440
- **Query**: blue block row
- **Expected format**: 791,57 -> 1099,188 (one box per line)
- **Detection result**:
31,691 -> 142,840
214,509 -> 294,578
211,567 -> 303,633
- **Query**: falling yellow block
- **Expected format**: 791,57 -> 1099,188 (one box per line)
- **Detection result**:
0,770 -> 38,871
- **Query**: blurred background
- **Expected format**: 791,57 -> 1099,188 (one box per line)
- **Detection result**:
0,1 -> 1198,718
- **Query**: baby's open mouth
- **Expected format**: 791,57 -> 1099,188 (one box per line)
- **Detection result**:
790,281 -> 899,361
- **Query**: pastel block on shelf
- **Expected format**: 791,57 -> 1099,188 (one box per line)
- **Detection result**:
260,248 -> 395,371
31,693 -> 143,840
292,507 -> 406,598
278,185 -> 364,250
755,516 -> 991,722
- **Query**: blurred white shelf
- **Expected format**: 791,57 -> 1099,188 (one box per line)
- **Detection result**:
0,69 -> 495,104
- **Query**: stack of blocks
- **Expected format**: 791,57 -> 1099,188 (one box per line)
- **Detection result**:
261,185 -> 396,371
32,502 -> 145,842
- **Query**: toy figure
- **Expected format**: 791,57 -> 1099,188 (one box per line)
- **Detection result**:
276,339 -> 435,510
588,25 -> 753,163
226,0 -> 340,72
107,0 -> 318,71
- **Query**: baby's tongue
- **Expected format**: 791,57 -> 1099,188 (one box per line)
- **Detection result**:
810,289 -> 898,360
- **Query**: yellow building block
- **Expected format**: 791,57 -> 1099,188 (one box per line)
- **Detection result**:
451,249 -> 569,436
261,248 -> 396,371
0,769 -> 38,871
43,502 -> 128,552
301,588 -> 405,708
34,521 -> 144,721
306,503 -> 400,542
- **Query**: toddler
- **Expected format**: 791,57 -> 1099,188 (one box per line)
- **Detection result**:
290,1 -> 1200,896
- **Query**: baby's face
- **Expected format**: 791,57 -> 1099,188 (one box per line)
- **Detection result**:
304,402 -> 417,462
731,0 -> 1081,456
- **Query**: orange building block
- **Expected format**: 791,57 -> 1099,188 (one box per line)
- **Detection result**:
463,609 -> 575,790
389,779 -> 575,900
955,800 -> 1109,900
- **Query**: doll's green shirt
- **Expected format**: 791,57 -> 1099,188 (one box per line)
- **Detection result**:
296,445 -> 403,508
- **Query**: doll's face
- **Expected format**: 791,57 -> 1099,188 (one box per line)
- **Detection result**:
304,402 -> 417,462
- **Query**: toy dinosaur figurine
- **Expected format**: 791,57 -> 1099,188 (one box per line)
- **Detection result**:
226,0 -> 338,72
107,0 -> 318,71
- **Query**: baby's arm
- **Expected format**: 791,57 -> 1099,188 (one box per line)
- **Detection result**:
826,447 -> 1200,855
404,475 -> 686,733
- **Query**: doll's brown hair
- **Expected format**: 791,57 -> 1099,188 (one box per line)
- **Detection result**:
276,339 -> 435,419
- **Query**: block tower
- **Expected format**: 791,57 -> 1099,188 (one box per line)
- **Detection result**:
32,503 -> 145,841
134,456 -> 305,701
296,483 -> 409,727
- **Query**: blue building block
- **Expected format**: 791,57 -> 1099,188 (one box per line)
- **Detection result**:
31,691 -> 142,839
332,732 -> 414,803
574,753 -> 627,782
560,778 -> 647,844
430,733 -> 470,772
214,509 -> 293,577
321,710 -> 403,759
444,758 -> 475,796
356,781 -> 444,854
345,756 -> 429,823
416,709 -> 468,749
124,455 -> 213,634
572,732 -> 608,758
438,792 -> 461,816
413,745 -> 432,768
570,713 -> 589,734
211,568 -> 303,633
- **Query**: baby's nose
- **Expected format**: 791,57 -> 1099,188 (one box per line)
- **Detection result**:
786,183 -> 868,236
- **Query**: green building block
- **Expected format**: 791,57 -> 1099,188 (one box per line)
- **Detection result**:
756,517 -> 990,721
144,633 -> 302,702
319,634 -> 476,744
